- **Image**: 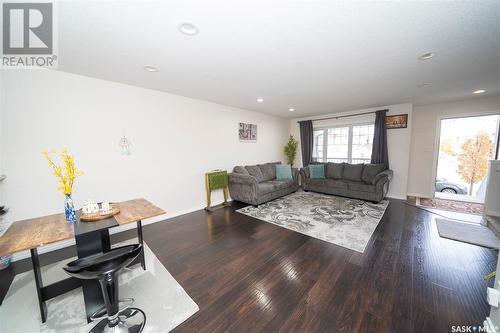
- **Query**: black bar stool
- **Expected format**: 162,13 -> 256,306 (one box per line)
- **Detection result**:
63,244 -> 146,333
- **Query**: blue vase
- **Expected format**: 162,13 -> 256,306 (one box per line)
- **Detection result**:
0,254 -> 11,271
64,194 -> 77,223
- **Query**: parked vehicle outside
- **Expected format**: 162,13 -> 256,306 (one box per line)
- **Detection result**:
435,178 -> 468,194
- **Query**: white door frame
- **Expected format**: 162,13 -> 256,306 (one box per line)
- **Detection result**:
431,110 -> 500,200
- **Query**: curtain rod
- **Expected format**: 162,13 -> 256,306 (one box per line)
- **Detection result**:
297,109 -> 388,123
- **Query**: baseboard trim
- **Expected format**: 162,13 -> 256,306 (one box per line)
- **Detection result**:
386,194 -> 407,201
406,192 -> 432,199
10,204 -> 209,262
486,210 -> 500,218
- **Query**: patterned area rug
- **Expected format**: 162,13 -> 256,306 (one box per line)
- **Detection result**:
0,242 -> 199,333
237,191 -> 389,253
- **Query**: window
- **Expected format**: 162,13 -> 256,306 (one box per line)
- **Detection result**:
313,124 -> 374,164
352,124 -> 374,163
312,130 -> 324,161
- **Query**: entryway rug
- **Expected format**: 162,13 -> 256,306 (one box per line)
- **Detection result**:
0,242 -> 199,333
418,197 -> 484,215
436,218 -> 500,249
237,191 -> 389,252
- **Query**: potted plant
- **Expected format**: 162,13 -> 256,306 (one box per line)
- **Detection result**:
283,135 -> 299,166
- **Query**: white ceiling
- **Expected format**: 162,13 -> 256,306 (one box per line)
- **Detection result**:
57,0 -> 500,118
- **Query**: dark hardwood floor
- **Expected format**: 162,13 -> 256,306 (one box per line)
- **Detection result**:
1,199 -> 497,332
143,199 -> 497,333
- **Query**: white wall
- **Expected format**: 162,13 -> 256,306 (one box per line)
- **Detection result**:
1,70 -> 289,249
290,103 -> 413,199
407,95 -> 500,198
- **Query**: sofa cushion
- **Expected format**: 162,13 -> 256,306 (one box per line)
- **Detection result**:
233,166 -> 249,175
245,165 -> 264,182
329,179 -> 349,189
309,164 -> 325,179
348,181 -> 376,193
326,162 -> 344,179
258,180 -> 294,195
361,164 -> 387,184
308,178 -> 348,189
259,162 -> 280,181
343,163 -> 364,181
276,164 -> 293,180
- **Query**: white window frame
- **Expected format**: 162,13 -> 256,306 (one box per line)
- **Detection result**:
314,122 -> 374,163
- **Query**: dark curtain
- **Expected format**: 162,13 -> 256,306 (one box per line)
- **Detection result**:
371,110 -> 389,167
299,120 -> 314,167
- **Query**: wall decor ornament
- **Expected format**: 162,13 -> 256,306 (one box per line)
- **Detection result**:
239,122 -> 257,142
119,130 -> 132,155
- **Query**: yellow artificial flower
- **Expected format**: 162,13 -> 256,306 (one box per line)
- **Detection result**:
42,149 -> 83,196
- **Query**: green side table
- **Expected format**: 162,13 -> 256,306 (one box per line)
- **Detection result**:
205,170 -> 230,211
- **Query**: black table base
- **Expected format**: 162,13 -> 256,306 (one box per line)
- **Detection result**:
75,229 -> 111,322
30,220 -> 145,323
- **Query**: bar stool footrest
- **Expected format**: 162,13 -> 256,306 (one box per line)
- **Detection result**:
90,307 -> 146,333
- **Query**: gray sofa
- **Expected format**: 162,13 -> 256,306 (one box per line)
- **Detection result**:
228,162 -> 299,206
300,162 -> 393,203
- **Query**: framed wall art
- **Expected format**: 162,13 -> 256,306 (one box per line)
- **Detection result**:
386,114 -> 408,129
239,122 -> 257,141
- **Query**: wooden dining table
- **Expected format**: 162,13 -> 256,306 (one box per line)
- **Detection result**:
0,198 -> 165,323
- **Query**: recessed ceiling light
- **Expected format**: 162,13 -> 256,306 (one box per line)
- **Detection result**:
178,22 -> 199,36
143,65 -> 158,72
473,89 -> 486,94
257,98 -> 264,103
418,83 -> 432,88
418,52 -> 435,60
288,108 -> 295,112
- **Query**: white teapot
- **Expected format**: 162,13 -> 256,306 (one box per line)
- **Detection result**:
100,202 -> 112,215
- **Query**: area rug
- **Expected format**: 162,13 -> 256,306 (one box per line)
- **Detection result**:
436,218 -> 500,249
418,197 -> 484,215
0,242 -> 199,333
237,191 -> 389,252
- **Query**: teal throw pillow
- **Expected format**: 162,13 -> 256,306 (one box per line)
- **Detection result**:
276,164 -> 293,180
309,164 -> 325,179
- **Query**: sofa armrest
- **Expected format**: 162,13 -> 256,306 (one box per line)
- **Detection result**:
292,168 -> 299,183
228,173 -> 259,204
300,167 -> 310,179
373,169 -> 393,185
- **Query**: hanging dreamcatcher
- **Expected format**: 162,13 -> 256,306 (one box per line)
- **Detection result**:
119,130 -> 132,156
